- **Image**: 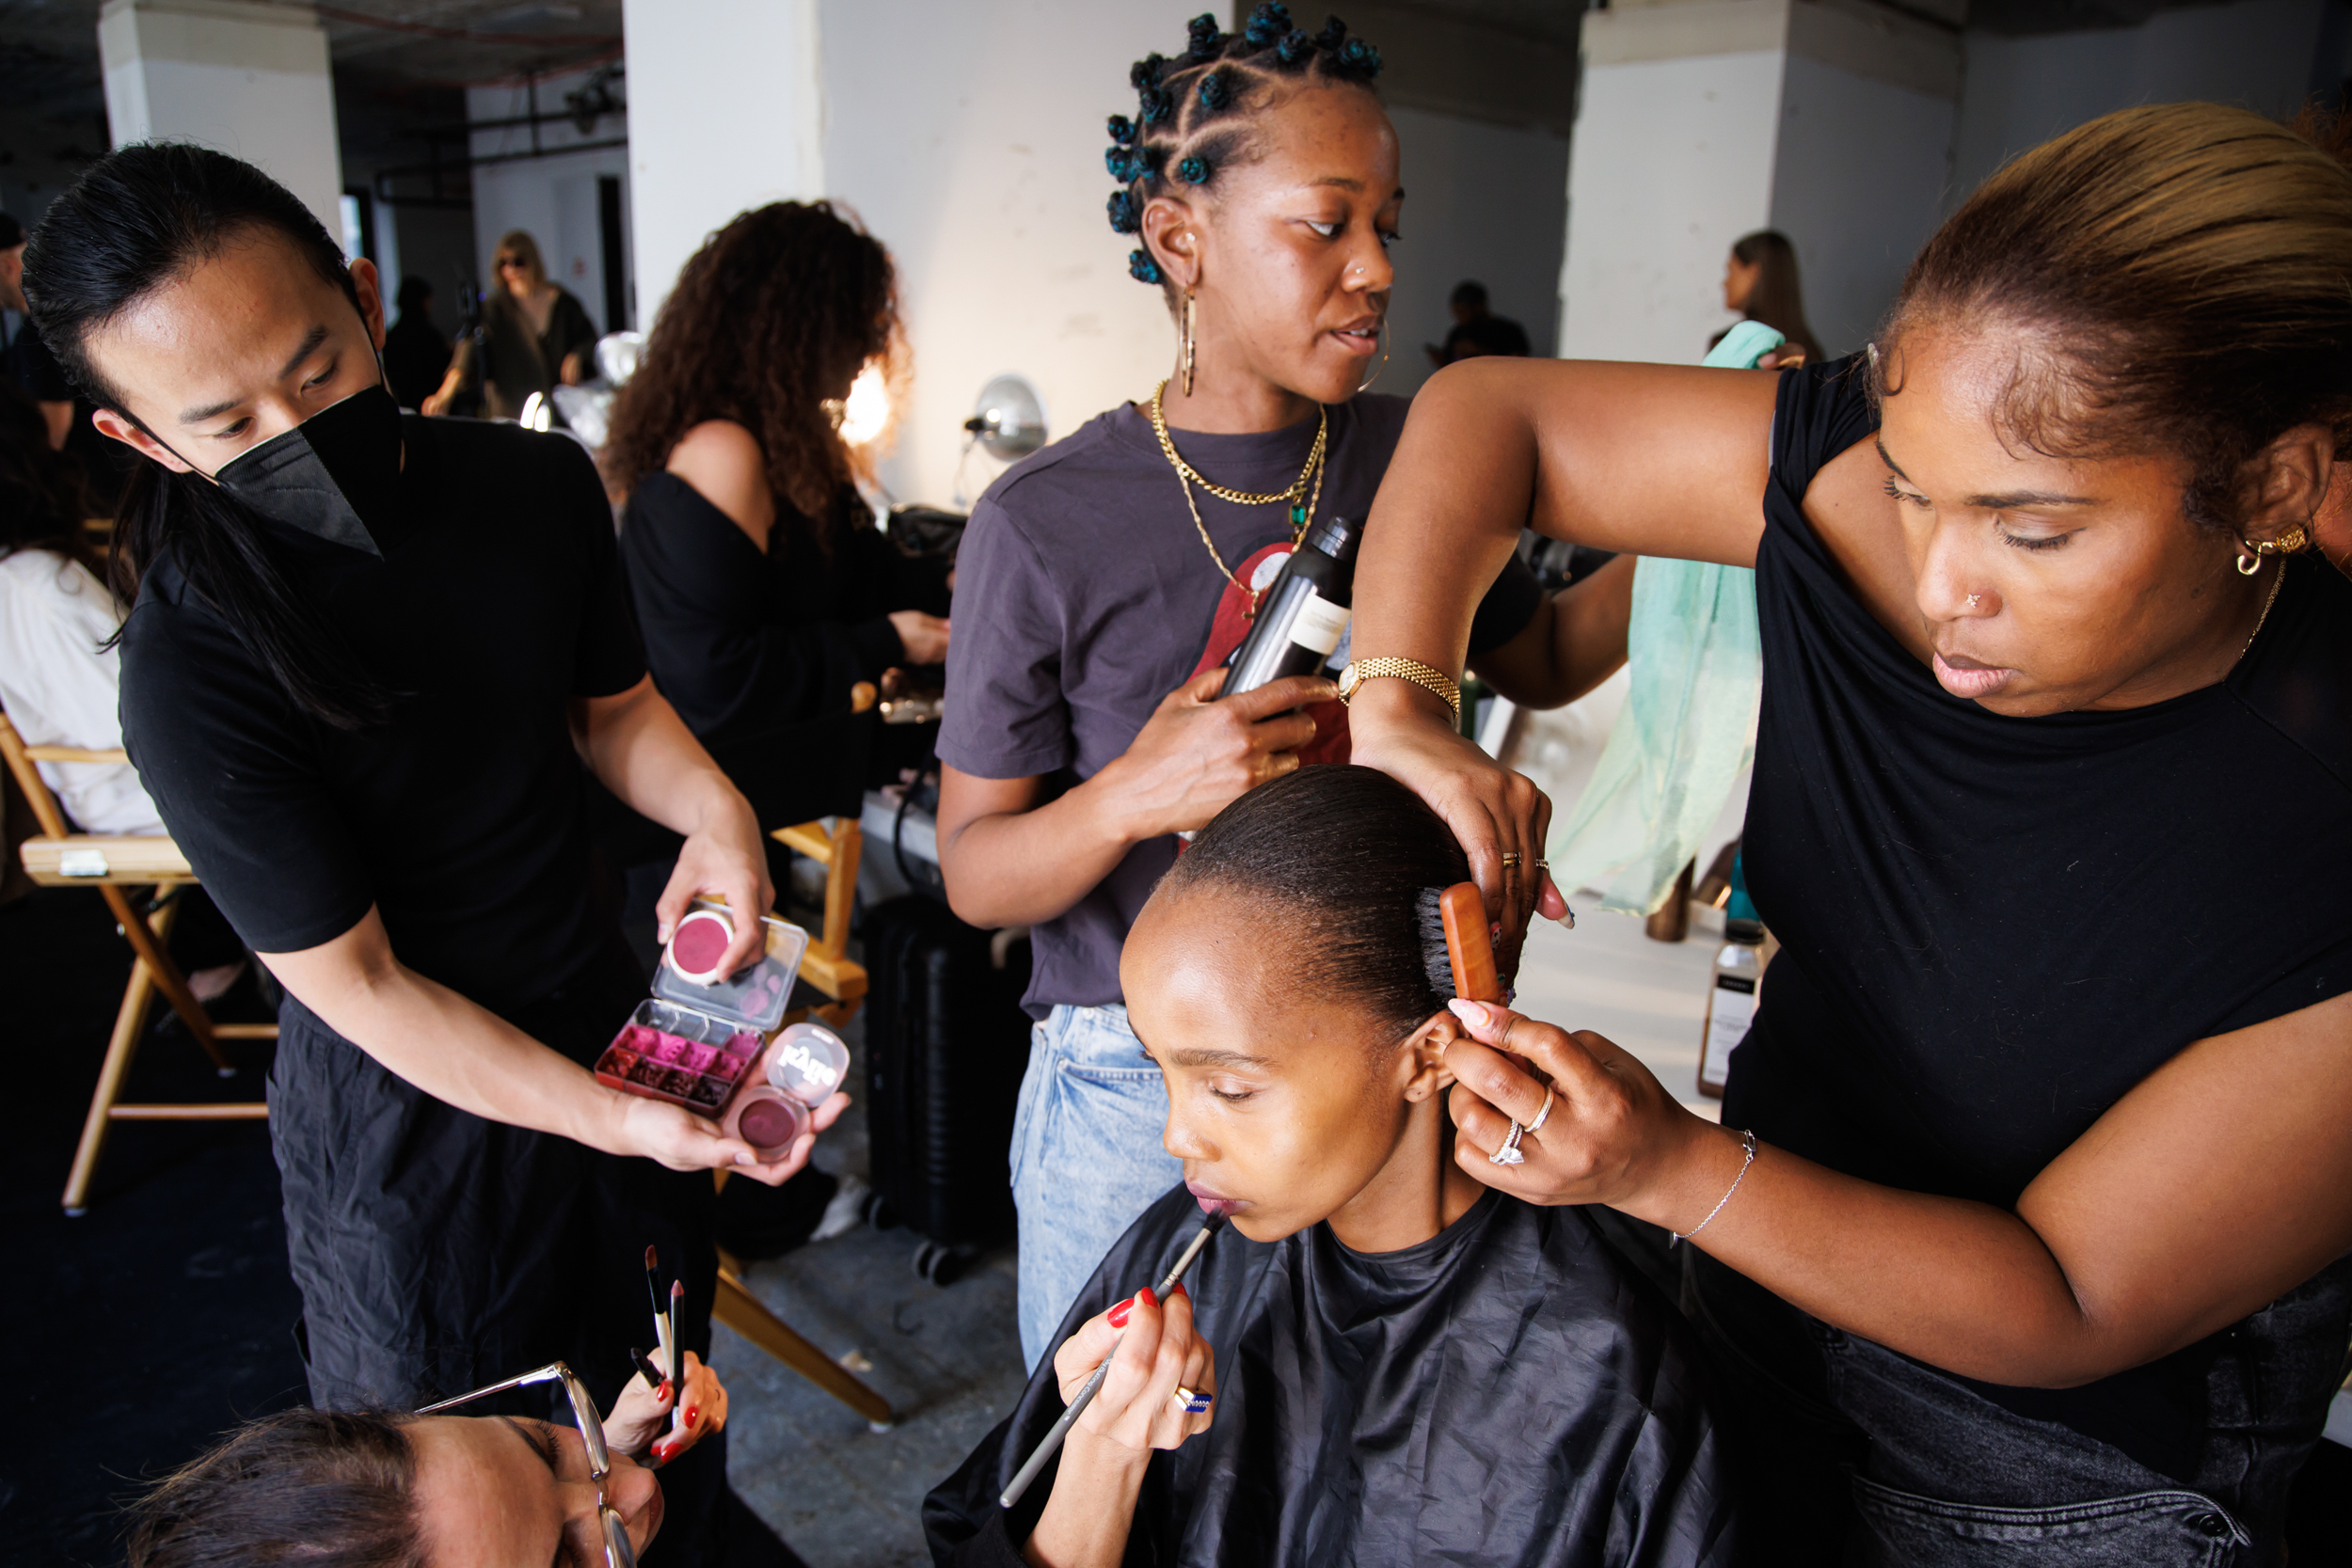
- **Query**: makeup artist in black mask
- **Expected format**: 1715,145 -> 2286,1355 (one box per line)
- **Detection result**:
24,145 -> 837,1563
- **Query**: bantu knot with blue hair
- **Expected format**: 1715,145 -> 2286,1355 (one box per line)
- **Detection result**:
1337,36 -> 1382,77
1139,86 -> 1174,126
1107,114 -> 1136,147
1104,146 -> 1137,182
1199,70 -> 1232,112
1245,2 -> 1294,46
1130,53 -> 1167,90
1276,27 -> 1313,65
1314,18 -> 1348,50
1106,190 -> 1140,234
1129,248 -> 1165,285
1178,155 -> 1211,185
1187,13 -> 1223,54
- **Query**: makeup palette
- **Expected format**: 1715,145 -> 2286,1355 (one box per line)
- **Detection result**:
594,899 -> 819,1150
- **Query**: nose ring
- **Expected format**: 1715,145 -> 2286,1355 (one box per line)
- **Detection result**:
1965,594 -> 1981,610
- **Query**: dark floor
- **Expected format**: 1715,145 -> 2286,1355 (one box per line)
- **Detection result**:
4,887 -> 306,1566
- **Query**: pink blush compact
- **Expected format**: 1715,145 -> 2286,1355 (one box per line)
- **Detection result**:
666,910 -> 735,985
597,905 -> 813,1134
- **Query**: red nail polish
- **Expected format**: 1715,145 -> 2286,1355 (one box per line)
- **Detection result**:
1170,1282 -> 1188,1300
1136,1286 -> 1158,1309
1107,1294 -> 1136,1328
658,1380 -> 672,1402
684,1405 -> 700,1428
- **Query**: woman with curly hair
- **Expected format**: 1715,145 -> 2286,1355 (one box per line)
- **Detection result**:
935,7 -> 1634,1371
604,201 -> 951,832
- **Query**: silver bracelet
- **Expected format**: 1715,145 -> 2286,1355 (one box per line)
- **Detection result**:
1670,1128 -> 1758,1246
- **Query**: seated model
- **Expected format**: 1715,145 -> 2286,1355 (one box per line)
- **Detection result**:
121,1352 -> 723,1567
927,766 -> 1738,1567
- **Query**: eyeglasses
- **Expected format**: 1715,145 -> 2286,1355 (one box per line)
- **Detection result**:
419,1361 -> 637,1568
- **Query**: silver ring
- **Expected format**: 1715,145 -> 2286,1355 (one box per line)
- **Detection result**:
1488,1119 -> 1527,1165
1526,1087 -> 1554,1136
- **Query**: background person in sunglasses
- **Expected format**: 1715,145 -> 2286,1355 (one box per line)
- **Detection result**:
120,1352 -> 735,1568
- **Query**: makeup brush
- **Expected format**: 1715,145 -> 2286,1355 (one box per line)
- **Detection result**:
644,1244 -> 672,1375
999,1212 -> 1228,1510
630,1348 -> 667,1396
668,1279 -> 685,1389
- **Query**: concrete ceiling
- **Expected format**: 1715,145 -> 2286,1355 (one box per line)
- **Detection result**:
1,0 -> 623,140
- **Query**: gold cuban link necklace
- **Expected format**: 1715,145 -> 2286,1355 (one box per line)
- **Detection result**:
1149,377 -> 1327,614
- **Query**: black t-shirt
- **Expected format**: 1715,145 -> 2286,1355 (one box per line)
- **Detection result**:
119,415 -> 647,1014
1728,356 -> 2352,1470
940,393 -> 1545,1012
620,473 -> 950,826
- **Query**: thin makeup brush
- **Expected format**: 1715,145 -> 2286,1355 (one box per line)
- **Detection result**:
668,1279 -> 685,1390
644,1244 -> 672,1376
630,1348 -> 667,1396
998,1212 -> 1228,1510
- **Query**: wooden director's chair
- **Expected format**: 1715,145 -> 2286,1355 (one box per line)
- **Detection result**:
699,803 -> 887,1426
0,712 -> 272,1214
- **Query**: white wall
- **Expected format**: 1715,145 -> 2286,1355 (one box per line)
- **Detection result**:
1769,54 -> 1953,356
1951,0 -> 2342,209
817,0 -> 1190,507
1382,105 -> 1569,397
468,71 -> 632,334
98,0 -> 343,241
1559,49 -> 1783,363
625,0 -> 825,330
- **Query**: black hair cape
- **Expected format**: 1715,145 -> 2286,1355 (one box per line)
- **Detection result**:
925,1183 -> 1740,1566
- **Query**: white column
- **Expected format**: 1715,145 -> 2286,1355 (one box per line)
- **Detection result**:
98,0 -> 345,244
621,0 -> 825,327
1558,0 -> 1958,363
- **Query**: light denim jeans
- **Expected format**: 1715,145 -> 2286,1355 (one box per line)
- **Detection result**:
1009,1003 -> 1184,1370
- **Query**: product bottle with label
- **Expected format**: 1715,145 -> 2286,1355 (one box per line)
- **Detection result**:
1696,854 -> 1765,1099
1220,514 -> 1361,698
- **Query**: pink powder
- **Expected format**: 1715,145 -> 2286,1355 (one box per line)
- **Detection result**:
670,912 -> 732,978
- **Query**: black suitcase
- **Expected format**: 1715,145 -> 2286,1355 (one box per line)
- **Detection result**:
861,895 -> 1033,1283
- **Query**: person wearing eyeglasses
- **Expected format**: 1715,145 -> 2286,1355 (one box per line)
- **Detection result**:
122,1354 -> 746,1568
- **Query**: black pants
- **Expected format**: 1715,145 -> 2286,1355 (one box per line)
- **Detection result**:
1682,1247 -> 2352,1567
269,933 -> 754,1564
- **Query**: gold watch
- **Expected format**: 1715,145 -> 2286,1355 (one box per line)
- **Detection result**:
1337,658 -> 1462,726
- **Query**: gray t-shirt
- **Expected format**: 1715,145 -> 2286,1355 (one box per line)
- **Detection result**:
939,393 -> 1539,1013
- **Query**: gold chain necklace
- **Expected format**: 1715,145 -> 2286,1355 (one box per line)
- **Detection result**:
1148,378 -> 1327,609
2241,556 -> 2287,660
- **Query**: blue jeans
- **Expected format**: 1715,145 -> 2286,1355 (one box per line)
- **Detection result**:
1009,1004 -> 1184,1370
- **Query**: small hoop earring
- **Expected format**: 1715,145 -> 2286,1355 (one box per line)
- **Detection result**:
1355,319 -> 1390,394
2238,521 -> 2311,575
1180,288 -> 1197,398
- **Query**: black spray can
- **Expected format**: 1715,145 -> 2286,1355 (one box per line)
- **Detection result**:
1221,514 -> 1361,698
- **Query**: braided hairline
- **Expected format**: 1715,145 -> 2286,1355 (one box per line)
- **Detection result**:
1105,7 -> 1383,292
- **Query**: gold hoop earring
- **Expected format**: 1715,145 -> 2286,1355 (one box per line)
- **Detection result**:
2237,522 -> 2311,575
1355,319 -> 1390,394
1181,288 -> 1197,399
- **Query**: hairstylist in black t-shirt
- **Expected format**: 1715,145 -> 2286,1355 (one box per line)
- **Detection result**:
1343,104 -> 2352,1560
937,10 -> 1636,1370
24,147 -> 837,1558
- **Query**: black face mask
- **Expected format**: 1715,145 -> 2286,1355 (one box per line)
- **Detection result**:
211,382 -> 405,557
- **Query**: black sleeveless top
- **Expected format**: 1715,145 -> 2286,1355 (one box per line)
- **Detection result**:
619,472 -> 950,827
1727,357 -> 2352,1465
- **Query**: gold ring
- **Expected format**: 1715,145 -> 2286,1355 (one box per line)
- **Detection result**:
1501,851 -> 1522,868
1171,1386 -> 1197,1406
